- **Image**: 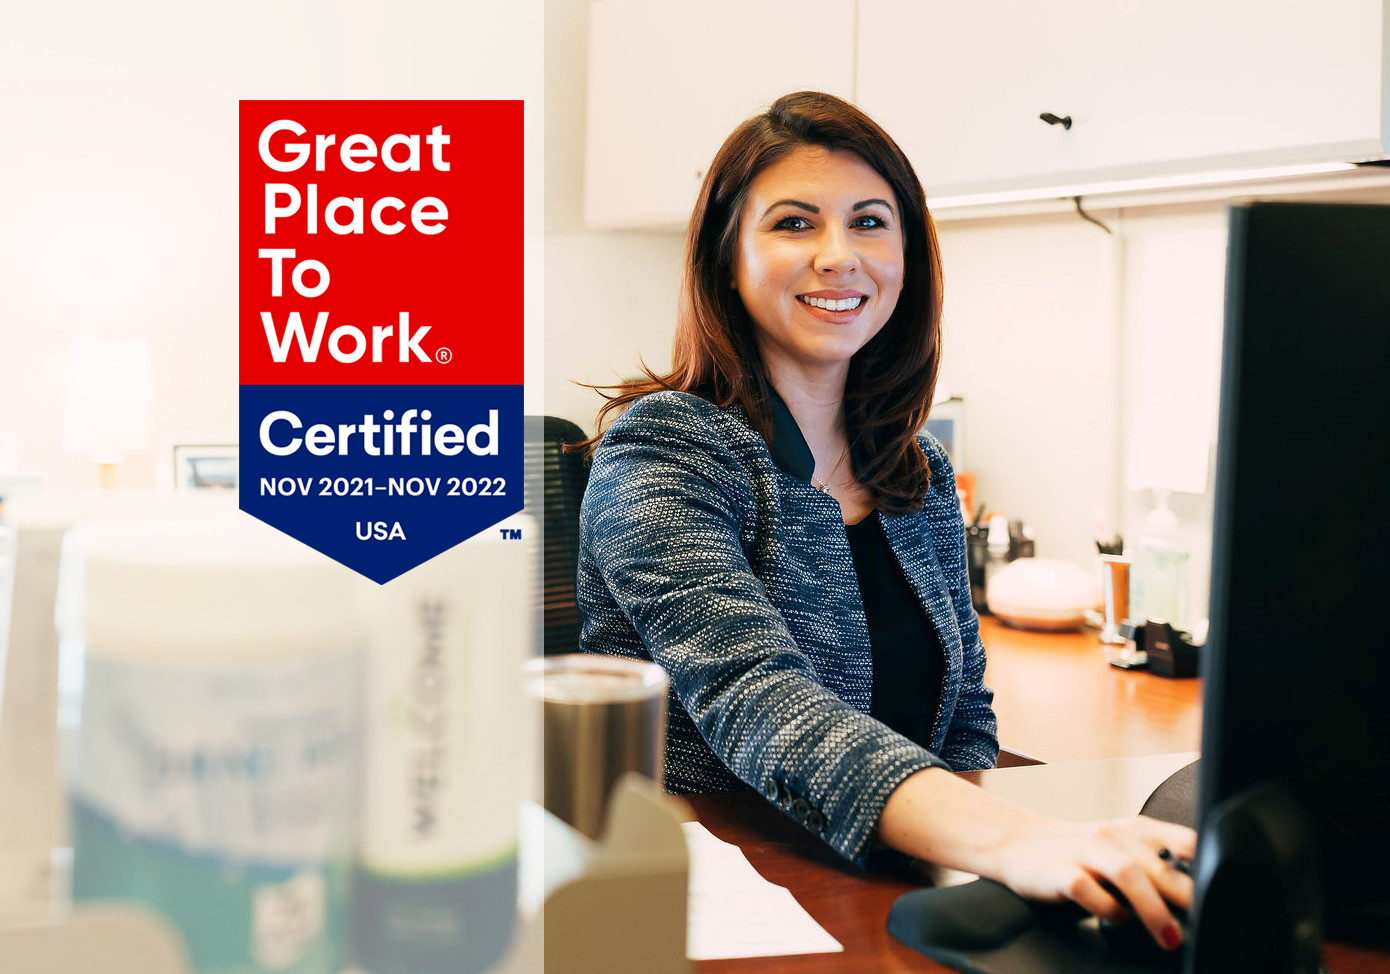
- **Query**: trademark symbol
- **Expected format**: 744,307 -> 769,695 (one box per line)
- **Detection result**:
435,347 -> 452,364
499,528 -> 522,540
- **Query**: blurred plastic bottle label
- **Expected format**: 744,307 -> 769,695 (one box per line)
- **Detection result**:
70,651 -> 359,974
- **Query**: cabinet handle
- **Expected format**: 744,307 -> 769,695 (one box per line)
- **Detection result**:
1039,112 -> 1073,130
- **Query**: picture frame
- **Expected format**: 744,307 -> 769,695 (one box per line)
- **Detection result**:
923,397 -> 965,473
158,435 -> 238,496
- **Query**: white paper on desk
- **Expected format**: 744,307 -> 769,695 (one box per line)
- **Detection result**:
682,822 -> 844,960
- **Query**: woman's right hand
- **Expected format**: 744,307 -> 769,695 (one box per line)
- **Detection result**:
878,767 -> 1196,952
993,815 -> 1197,951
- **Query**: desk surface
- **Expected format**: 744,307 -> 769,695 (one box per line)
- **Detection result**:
979,617 -> 1202,763
687,757 -> 1390,974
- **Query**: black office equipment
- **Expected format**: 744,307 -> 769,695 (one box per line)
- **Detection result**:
1185,783 -> 1322,974
1192,201 -> 1390,955
888,202 -> 1390,972
523,415 -> 592,655
1143,621 -> 1199,678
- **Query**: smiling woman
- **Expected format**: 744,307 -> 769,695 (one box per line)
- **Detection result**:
584,91 -> 943,516
732,147 -> 907,527
736,148 -> 904,380
576,91 -> 1195,954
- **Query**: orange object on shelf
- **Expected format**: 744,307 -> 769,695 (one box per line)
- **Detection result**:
954,471 -> 976,520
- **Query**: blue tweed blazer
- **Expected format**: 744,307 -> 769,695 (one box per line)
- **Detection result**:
578,390 -> 998,864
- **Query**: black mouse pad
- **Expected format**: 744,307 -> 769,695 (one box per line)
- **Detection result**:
1139,759 -> 1199,828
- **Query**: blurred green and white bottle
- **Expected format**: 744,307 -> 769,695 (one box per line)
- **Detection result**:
57,499 -> 363,974
354,515 -> 534,974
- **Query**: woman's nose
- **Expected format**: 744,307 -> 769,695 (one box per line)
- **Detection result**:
813,226 -> 858,275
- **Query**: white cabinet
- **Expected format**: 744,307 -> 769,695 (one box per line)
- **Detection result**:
856,0 -> 1390,199
583,1 -> 1390,226
583,0 -> 855,230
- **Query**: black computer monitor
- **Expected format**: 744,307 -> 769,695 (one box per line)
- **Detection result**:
1198,201 -> 1390,943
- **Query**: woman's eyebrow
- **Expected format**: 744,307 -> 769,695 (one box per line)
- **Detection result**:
761,199 -> 818,218
853,198 -> 895,214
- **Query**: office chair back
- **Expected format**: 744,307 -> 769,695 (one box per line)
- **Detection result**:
523,416 -> 591,656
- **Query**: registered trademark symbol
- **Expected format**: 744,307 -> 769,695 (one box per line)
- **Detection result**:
435,347 -> 452,364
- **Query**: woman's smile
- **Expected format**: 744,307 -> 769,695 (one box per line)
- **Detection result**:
797,289 -> 869,322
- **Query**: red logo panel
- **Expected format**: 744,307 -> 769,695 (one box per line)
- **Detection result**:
239,101 -> 522,387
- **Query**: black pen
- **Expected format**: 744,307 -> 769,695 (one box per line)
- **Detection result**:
1158,847 -> 1193,876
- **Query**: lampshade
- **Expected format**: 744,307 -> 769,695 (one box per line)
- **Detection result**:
61,337 -> 154,462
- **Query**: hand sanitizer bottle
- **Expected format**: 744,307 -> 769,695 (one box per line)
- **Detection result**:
1130,488 -> 1189,628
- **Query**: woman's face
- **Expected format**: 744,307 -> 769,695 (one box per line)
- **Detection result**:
733,146 -> 905,379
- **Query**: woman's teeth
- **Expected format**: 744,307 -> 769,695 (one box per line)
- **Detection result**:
799,296 -> 864,312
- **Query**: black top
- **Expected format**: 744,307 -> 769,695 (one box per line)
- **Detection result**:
845,513 -> 944,750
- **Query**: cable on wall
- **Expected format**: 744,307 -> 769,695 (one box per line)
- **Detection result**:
1073,196 -> 1113,234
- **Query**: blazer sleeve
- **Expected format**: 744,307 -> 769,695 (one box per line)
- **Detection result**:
918,435 -> 1000,771
582,393 -> 951,864
940,619 -> 999,770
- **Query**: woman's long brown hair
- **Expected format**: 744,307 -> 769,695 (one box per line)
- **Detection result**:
583,91 -> 945,515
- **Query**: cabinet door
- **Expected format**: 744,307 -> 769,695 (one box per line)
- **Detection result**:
585,0 -> 855,229
857,0 -> 1387,199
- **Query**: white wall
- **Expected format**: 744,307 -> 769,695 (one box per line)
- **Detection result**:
544,0 -> 683,429
934,212 -> 1124,572
0,0 -> 544,493
936,204 -> 1227,618
1116,205 -> 1230,623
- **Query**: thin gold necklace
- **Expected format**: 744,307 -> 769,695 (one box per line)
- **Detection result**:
812,442 -> 852,492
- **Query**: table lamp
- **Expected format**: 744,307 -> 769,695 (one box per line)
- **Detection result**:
60,337 -> 154,491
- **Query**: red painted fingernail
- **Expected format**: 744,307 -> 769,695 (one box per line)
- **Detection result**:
1161,923 -> 1183,950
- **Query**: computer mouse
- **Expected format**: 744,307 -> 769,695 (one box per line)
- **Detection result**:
1097,884 -> 1187,965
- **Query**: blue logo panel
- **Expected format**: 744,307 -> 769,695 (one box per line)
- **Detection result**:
239,384 -> 522,584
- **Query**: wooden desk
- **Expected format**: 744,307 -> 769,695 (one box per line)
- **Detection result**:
979,617 -> 1202,763
687,758 -> 1390,974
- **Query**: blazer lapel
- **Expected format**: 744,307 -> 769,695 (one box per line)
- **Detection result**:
879,510 -> 963,746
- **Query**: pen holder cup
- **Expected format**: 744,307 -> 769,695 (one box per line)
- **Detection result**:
1098,555 -> 1131,646
965,528 -> 989,613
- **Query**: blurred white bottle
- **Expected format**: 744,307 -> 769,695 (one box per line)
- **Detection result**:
1130,488 -> 1189,628
354,515 -> 535,974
